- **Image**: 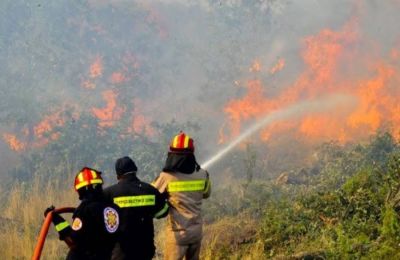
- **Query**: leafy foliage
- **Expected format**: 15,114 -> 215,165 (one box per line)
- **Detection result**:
202,132 -> 400,258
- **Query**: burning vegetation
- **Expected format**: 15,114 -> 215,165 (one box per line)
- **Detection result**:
221,16 -> 400,145
1,1 -> 400,259
92,90 -> 125,128
4,1 -> 398,154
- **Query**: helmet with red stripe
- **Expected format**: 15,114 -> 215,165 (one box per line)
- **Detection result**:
169,132 -> 194,153
74,167 -> 103,191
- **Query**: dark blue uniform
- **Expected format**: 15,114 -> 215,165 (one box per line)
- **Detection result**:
103,174 -> 168,260
52,198 -> 119,260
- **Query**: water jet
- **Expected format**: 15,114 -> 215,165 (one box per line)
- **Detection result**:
201,94 -> 355,169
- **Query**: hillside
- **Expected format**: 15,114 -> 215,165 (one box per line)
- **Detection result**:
2,132 -> 400,259
2,0 -> 400,259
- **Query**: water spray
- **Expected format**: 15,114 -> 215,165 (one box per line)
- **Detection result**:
201,94 -> 355,169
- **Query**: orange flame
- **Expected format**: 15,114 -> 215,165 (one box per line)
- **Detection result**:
90,56 -> 103,78
391,48 -> 400,60
270,58 -> 285,74
2,133 -> 26,151
92,90 -> 125,127
131,115 -> 154,136
110,72 -> 127,84
249,60 -> 261,72
32,110 -> 68,147
222,16 -> 400,144
130,99 -> 155,136
2,107 -> 78,151
34,111 -> 65,139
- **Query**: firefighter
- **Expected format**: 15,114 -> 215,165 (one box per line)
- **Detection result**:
44,167 -> 120,260
103,156 -> 169,260
152,132 -> 211,260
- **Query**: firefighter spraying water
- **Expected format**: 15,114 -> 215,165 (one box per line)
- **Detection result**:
201,94 -> 356,169
33,95 -> 354,259
152,132 -> 211,260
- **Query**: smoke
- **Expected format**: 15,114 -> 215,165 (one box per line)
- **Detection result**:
202,94 -> 357,169
1,0 -> 400,175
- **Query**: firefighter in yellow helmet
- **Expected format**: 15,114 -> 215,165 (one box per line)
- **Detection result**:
44,167 -> 120,260
152,132 -> 211,260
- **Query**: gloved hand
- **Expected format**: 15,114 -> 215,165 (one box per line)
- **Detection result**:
161,191 -> 169,200
44,205 -> 55,217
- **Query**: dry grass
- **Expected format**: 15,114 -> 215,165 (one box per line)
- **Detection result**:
201,213 -> 265,260
153,213 -> 263,260
0,175 -> 75,259
1,175 -> 260,259
0,176 -> 176,259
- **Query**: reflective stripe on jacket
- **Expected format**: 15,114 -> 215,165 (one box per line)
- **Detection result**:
152,169 -> 211,245
103,175 -> 168,259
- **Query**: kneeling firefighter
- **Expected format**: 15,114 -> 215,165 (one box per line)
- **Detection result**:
152,132 -> 211,260
44,167 -> 120,260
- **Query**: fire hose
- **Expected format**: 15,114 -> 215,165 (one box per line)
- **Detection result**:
32,207 -> 75,260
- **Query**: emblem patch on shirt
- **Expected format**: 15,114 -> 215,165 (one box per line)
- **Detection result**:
72,217 -> 82,231
104,207 -> 119,233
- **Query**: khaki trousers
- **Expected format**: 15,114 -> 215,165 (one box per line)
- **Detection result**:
164,240 -> 201,260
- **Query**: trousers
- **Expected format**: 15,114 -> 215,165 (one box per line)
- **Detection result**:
164,239 -> 202,260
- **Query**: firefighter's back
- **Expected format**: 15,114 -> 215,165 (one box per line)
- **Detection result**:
67,199 -> 119,260
104,174 -> 165,260
157,169 -> 209,245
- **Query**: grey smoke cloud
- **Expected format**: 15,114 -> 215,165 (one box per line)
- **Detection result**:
1,0 -> 399,170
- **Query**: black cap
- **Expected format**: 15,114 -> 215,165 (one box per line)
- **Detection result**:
115,156 -> 137,176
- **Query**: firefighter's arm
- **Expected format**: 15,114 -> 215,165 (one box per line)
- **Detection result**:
151,173 -> 168,194
203,171 -> 211,199
154,190 -> 169,219
44,206 -> 77,249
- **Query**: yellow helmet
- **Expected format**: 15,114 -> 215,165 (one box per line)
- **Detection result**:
169,132 -> 194,153
74,167 -> 103,191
